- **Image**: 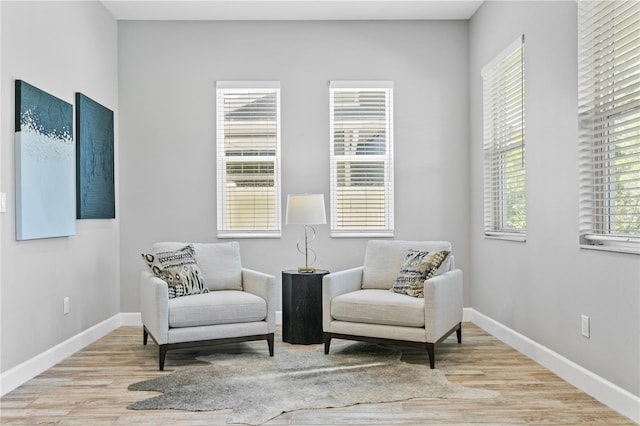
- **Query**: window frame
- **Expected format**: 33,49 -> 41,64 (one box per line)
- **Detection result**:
577,0 -> 640,254
215,81 -> 282,238
329,81 -> 394,238
482,35 -> 527,242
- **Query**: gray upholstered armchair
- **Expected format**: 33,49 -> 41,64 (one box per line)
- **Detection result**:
140,241 -> 276,370
322,240 -> 463,368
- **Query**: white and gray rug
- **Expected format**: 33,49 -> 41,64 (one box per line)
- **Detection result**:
128,341 -> 499,425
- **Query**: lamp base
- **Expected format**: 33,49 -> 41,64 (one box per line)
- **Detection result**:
297,267 -> 317,273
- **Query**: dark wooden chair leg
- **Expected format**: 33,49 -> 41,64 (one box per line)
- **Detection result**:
159,345 -> 168,371
143,328 -> 148,345
267,333 -> 275,356
426,343 -> 435,369
323,333 -> 331,354
456,323 -> 462,344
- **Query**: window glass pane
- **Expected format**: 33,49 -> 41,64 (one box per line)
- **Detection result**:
223,91 -> 278,155
224,161 -> 276,230
501,145 -> 526,231
599,110 -> 640,235
335,161 -> 386,229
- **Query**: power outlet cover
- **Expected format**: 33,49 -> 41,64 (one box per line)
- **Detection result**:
581,315 -> 590,338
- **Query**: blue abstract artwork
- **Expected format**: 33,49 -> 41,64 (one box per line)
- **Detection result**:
15,80 -> 75,241
76,93 -> 115,219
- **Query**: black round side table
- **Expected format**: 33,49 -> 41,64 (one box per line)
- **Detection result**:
281,270 -> 329,344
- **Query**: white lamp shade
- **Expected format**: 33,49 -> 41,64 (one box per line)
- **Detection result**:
285,194 -> 327,225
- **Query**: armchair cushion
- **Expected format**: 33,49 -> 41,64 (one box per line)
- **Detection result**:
362,240 -> 452,290
331,289 -> 425,328
142,244 -> 208,299
391,249 -> 451,298
153,241 -> 242,291
168,290 -> 267,328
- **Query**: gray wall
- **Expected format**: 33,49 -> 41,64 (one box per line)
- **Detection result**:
469,1 -> 639,396
118,20 -> 471,312
0,1 -> 120,373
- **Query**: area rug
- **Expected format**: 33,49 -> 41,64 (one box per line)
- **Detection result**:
128,341 -> 499,425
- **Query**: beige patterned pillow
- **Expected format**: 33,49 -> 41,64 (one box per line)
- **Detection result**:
390,249 -> 451,298
142,244 -> 208,299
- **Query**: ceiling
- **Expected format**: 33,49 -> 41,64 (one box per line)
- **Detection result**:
100,0 -> 484,21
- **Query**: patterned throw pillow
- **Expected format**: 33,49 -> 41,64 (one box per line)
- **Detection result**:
390,249 -> 451,298
142,244 -> 209,299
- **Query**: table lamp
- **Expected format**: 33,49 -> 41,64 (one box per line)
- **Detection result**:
285,194 -> 326,273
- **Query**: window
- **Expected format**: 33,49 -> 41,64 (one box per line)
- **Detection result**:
578,0 -> 640,254
482,36 -> 526,241
216,82 -> 281,238
329,81 -> 394,237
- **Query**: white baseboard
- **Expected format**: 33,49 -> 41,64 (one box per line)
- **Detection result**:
462,307 -> 474,322
464,308 -> 640,424
0,312 -> 140,397
120,312 -> 142,326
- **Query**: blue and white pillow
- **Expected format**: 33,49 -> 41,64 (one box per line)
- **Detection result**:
142,244 -> 208,299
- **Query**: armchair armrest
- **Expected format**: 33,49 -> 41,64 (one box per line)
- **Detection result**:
322,266 -> 364,332
140,271 -> 169,345
242,268 -> 277,333
423,269 -> 463,342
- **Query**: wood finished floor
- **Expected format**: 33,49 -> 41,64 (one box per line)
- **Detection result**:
0,323 -> 635,425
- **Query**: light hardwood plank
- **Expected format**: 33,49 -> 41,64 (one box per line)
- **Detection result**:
0,324 -> 634,425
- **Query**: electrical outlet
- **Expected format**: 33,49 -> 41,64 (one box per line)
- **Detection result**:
581,315 -> 590,338
63,297 -> 70,315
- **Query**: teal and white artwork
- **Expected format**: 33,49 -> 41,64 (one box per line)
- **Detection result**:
15,80 -> 75,240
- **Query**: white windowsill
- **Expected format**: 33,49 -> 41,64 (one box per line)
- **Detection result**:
580,235 -> 640,255
217,233 -> 282,239
484,232 -> 526,243
580,244 -> 640,255
331,232 -> 394,238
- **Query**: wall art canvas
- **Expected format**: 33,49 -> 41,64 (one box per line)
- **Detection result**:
15,80 -> 75,241
76,93 -> 115,219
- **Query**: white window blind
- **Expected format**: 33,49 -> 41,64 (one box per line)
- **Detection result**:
578,0 -> 640,253
216,81 -> 281,238
329,81 -> 394,237
482,36 -> 527,241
